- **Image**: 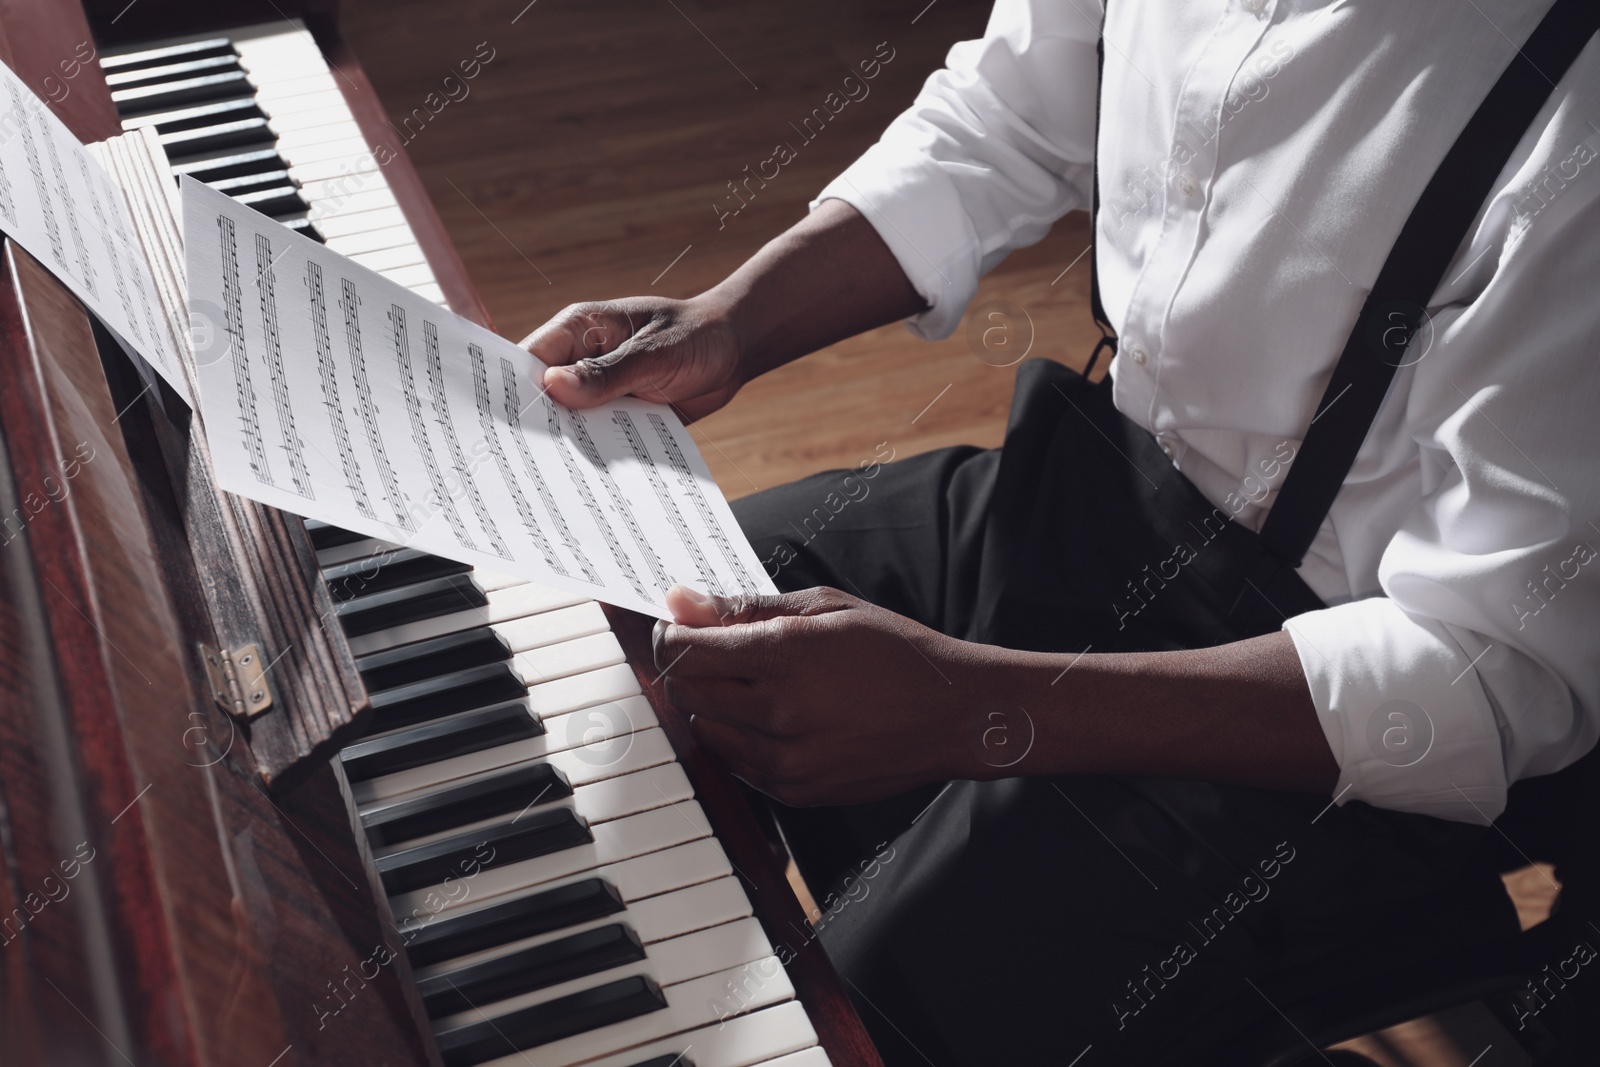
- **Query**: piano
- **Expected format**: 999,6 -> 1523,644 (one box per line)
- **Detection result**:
0,3 -> 884,1065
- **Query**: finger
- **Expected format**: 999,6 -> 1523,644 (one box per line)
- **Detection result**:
688,715 -> 767,777
662,676 -> 770,731
520,302 -> 638,368
655,618 -> 780,680
665,584 -> 853,628
540,341 -> 663,410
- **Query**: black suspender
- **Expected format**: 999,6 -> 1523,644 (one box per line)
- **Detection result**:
1088,0 -> 1600,570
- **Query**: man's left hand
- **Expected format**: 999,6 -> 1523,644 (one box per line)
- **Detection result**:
653,585 -> 979,806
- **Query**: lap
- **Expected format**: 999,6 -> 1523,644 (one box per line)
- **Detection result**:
731,441 -> 1518,1066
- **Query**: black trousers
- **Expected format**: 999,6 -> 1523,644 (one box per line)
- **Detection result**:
730,361 -> 1521,1066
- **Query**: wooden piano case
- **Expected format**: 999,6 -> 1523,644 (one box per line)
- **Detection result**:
0,1 -> 883,1064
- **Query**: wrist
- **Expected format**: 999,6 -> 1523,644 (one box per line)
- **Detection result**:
933,639 -> 1040,783
685,286 -> 754,385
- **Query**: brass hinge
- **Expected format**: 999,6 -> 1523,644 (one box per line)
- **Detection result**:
199,643 -> 273,719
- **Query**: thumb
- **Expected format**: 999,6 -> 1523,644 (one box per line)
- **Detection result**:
665,585 -> 851,627
541,339 -> 664,409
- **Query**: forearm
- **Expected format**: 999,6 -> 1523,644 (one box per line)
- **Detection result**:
953,632 -> 1340,793
700,199 -> 926,382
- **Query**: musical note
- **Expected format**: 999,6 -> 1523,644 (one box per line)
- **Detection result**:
615,410 -> 721,594
648,412 -> 760,593
254,234 -> 313,498
184,177 -> 774,619
217,215 -> 272,486
424,322 -> 510,559
390,304 -> 473,549
339,279 -> 410,530
306,262 -> 372,518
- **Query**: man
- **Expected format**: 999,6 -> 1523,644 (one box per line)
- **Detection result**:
522,1 -> 1600,1062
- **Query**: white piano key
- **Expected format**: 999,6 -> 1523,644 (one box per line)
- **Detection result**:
763,1049 -> 834,1067
354,694 -> 658,802
413,837 -> 734,936
529,663 -> 642,720
414,282 -> 449,305
315,534 -> 404,568
412,870 -> 751,981
494,601 -> 610,653
433,916 -> 773,1032
513,631 -> 625,686
289,153 -> 382,185
313,204 -> 410,239
552,1001 -> 821,1067
345,581 -> 590,656
471,955 -> 796,1067
389,801 -> 715,918
258,89 -> 349,120
250,71 -> 341,103
274,117 -> 367,153
361,725 -> 679,818
620,872 -> 753,946
379,261 -> 438,290
323,222 -> 425,257
308,186 -> 397,221
347,244 -> 426,273
369,760 -> 694,867
468,568 -> 530,593
280,134 -> 378,171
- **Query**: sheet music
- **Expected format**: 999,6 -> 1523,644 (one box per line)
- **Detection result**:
0,60 -> 189,403
182,177 -> 774,619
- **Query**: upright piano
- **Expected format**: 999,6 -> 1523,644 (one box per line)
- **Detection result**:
0,2 -> 884,1064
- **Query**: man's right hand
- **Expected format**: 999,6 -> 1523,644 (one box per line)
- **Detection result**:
521,295 -> 743,422
520,200 -> 925,423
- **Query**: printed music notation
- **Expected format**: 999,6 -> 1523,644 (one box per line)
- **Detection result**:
0,60 -> 189,402
183,177 -> 774,619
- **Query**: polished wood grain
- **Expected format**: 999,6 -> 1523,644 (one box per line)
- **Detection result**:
341,0 -> 1107,500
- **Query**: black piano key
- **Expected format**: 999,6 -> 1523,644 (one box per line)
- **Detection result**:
358,627 -> 510,693
402,877 -> 625,968
234,182 -> 312,218
160,117 -> 277,157
325,547 -> 474,602
363,760 -> 572,847
623,1057 -> 696,1067
419,923 -> 646,1018
336,574 -> 488,638
103,54 -> 243,90
434,975 -> 667,1067
277,214 -> 326,243
122,97 -> 263,134
376,806 -> 592,895
369,662 -> 527,732
174,147 -> 286,183
100,38 -> 237,74
209,168 -> 291,194
341,700 -> 541,783
112,70 -> 253,114
304,519 -> 366,550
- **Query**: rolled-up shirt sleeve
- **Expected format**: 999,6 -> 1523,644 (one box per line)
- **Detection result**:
811,0 -> 1101,339
1285,166 -> 1600,824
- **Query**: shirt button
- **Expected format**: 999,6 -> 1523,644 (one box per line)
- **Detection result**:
1128,344 -> 1149,366
1158,434 -> 1179,461
1175,172 -> 1199,198
1241,0 -> 1266,13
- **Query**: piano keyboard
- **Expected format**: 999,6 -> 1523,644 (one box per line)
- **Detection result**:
101,25 -> 833,1067
102,24 -> 448,304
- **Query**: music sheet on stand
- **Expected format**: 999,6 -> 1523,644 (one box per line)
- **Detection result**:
181,178 -> 774,620
0,60 -> 189,402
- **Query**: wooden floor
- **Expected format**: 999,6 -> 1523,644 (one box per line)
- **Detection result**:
341,0 -> 1103,499
341,3 -> 1556,1063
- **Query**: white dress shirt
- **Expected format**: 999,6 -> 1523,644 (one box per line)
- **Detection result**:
814,0 -> 1600,823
